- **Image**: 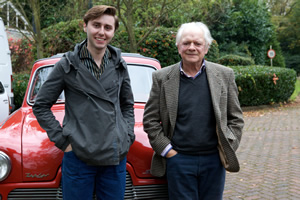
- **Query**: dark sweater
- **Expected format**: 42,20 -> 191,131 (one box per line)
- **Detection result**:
171,71 -> 218,155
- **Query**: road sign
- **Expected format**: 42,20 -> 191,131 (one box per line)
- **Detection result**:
267,49 -> 276,59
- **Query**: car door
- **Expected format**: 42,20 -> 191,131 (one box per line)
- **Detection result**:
0,81 -> 9,122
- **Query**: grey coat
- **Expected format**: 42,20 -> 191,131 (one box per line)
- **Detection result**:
143,61 -> 244,177
33,42 -> 135,166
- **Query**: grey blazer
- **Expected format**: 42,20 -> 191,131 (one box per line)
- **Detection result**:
143,61 -> 244,177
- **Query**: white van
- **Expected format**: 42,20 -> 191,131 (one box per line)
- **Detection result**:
0,17 -> 14,111
0,81 -> 9,122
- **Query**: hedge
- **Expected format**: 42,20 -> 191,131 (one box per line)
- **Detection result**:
217,54 -> 255,66
12,66 -> 296,110
231,65 -> 297,106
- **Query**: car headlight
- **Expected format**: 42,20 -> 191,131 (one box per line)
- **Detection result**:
0,151 -> 11,182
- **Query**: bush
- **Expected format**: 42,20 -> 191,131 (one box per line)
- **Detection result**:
42,20 -> 220,67
12,73 -> 30,110
231,65 -> 297,106
43,19 -> 86,57
8,38 -> 34,73
206,40 -> 220,63
217,54 -> 255,66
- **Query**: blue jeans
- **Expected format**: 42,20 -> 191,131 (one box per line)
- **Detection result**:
62,151 -> 126,200
166,152 -> 225,200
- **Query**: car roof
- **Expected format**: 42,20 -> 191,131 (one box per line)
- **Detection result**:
33,53 -> 161,70
34,53 -> 161,69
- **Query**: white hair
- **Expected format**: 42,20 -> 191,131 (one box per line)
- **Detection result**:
176,22 -> 214,48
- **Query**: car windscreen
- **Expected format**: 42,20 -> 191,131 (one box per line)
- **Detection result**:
28,66 -> 65,104
28,64 -> 156,104
127,64 -> 155,102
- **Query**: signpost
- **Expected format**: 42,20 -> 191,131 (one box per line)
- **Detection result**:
267,46 -> 276,66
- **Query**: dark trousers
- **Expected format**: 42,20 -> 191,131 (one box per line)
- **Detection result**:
166,152 -> 225,200
61,151 -> 126,200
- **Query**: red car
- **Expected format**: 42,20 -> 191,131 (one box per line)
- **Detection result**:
0,53 -> 168,200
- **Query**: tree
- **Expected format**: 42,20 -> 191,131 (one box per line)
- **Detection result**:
96,0 -> 186,52
194,0 -> 276,65
8,0 -> 44,58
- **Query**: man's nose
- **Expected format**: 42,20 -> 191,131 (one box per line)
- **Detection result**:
188,43 -> 196,50
98,26 -> 104,34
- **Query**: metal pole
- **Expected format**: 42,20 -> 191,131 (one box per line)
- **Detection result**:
271,58 -> 273,67
270,45 -> 272,67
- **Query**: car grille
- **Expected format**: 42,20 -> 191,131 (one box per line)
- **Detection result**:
7,172 -> 168,200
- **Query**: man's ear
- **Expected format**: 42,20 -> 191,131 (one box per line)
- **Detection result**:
83,23 -> 87,32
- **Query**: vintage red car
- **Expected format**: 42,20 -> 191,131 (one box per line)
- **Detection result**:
0,53 -> 168,200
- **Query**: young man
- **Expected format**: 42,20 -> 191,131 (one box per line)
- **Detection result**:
143,22 -> 244,199
33,5 -> 135,200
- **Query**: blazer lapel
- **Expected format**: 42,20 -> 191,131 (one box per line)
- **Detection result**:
163,63 -> 180,134
206,62 -> 222,116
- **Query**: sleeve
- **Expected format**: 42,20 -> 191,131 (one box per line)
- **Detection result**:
119,60 -> 135,145
226,70 -> 244,151
32,61 -> 69,151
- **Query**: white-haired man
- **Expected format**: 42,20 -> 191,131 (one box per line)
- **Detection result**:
143,22 -> 244,199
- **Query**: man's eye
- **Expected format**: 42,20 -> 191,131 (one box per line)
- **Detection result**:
105,26 -> 113,30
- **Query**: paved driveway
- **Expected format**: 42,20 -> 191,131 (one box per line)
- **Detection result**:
224,103 -> 300,200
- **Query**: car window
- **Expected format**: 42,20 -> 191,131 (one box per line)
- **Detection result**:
127,64 -> 155,102
28,66 -> 64,104
0,81 -> 4,94
28,64 -> 156,104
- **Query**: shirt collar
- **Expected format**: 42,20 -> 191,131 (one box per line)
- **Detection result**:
79,41 -> 111,60
180,59 -> 206,79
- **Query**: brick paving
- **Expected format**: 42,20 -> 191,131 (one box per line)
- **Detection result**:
223,104 -> 300,200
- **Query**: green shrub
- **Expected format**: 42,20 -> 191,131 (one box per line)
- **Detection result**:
42,20 -> 220,67
206,40 -> 220,63
12,73 -> 30,110
43,19 -> 86,57
231,65 -> 297,106
217,54 -> 255,66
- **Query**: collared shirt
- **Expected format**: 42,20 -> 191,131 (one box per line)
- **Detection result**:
79,42 -> 111,80
180,59 -> 206,79
161,59 -> 207,157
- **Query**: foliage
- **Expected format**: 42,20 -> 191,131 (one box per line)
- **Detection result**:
284,53 -> 300,75
274,0 -> 300,73
265,29 -> 286,68
8,38 -> 34,73
231,65 -> 297,106
218,42 -> 252,58
43,19 -> 86,57
12,73 -> 30,109
206,40 -> 220,63
202,0 -> 283,66
105,0 -> 186,52
217,54 -> 255,66
42,21 -> 220,67
134,27 -> 180,67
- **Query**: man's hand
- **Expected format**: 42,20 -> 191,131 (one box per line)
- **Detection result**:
166,149 -> 178,158
64,144 -> 72,152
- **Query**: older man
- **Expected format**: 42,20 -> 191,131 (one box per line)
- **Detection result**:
143,22 -> 244,200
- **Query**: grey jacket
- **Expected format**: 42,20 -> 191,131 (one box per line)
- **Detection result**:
143,61 -> 244,177
33,41 -> 135,166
